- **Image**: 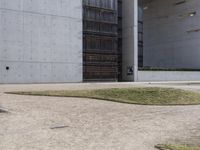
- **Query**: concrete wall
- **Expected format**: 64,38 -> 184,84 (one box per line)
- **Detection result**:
0,0 -> 82,83
138,71 -> 200,82
122,0 -> 138,81
143,0 -> 200,69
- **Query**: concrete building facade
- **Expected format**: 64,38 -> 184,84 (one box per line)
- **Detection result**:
1,0 -> 200,83
0,0 -> 82,83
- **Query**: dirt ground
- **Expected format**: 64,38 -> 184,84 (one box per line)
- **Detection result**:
0,82 -> 200,150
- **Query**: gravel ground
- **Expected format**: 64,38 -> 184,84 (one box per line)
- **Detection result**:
0,82 -> 200,150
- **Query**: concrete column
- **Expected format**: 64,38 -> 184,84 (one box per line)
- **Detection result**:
122,0 -> 138,81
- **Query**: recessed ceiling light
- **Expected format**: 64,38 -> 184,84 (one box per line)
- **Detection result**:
189,12 -> 196,17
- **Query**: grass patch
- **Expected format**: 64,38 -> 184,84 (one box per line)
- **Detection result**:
155,144 -> 200,150
7,87 -> 200,105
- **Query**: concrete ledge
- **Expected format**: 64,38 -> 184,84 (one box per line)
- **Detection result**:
138,71 -> 200,82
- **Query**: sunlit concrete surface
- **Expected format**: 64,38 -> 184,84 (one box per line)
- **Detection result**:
0,0 -> 83,83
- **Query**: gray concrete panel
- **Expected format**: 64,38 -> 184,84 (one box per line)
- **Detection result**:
0,0 -> 82,83
138,71 -> 200,82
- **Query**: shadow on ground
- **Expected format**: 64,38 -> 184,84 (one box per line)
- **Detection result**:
0,107 -> 8,113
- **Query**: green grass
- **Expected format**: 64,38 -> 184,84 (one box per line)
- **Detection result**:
155,144 -> 200,150
7,87 -> 200,105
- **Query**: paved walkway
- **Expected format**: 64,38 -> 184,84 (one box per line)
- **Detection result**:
0,82 -> 200,150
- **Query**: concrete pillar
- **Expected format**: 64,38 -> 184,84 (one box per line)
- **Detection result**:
122,0 -> 138,81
